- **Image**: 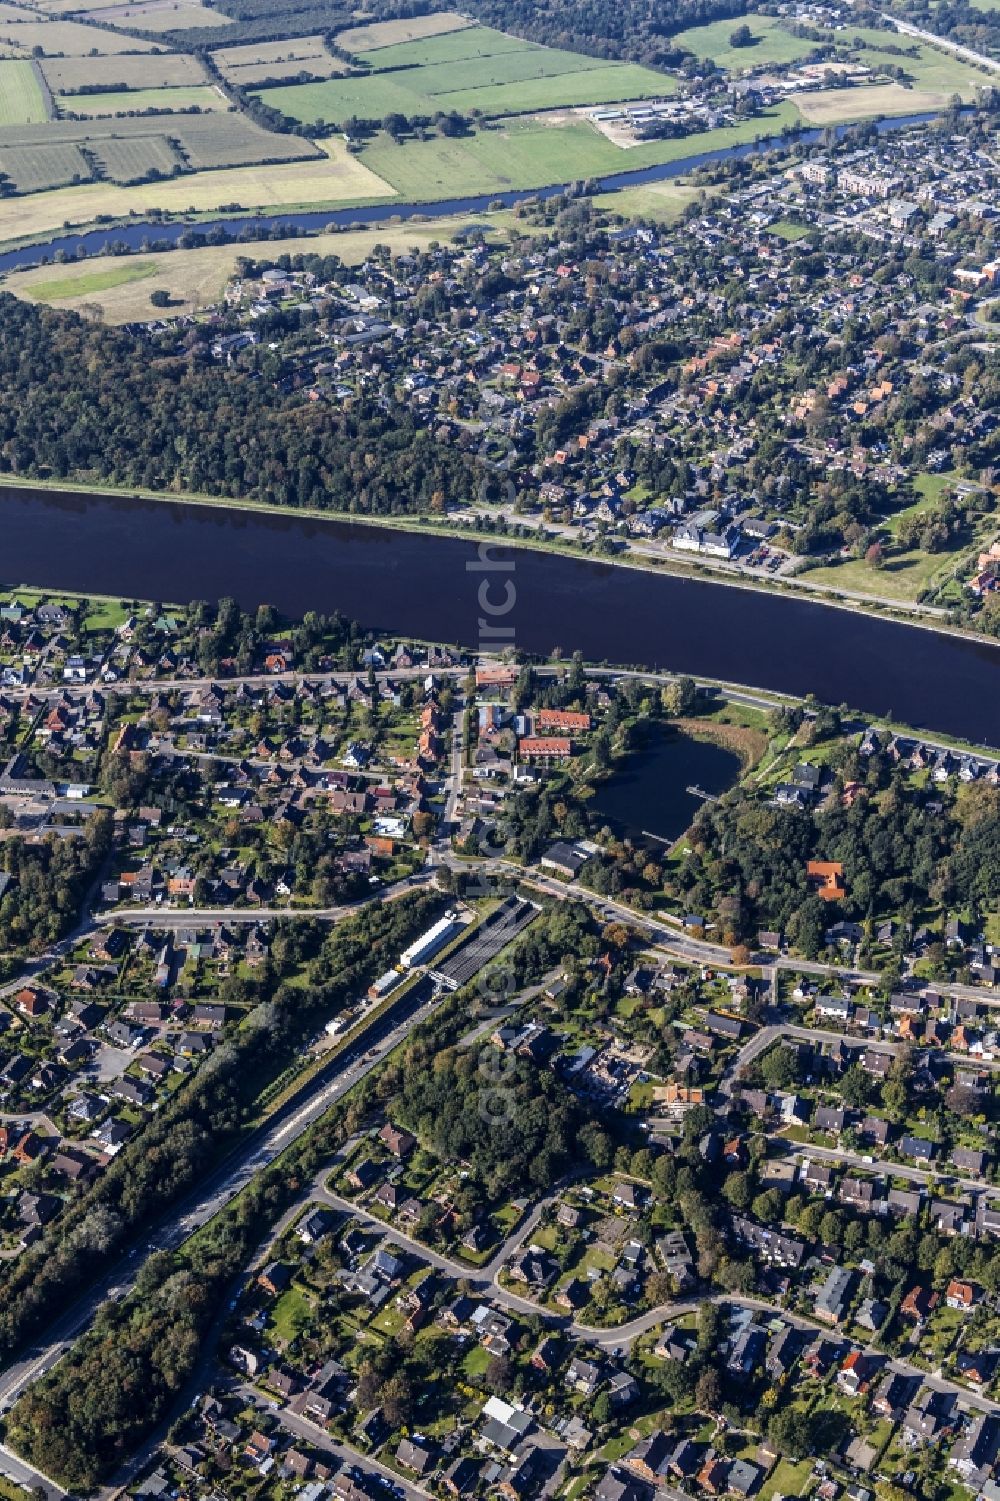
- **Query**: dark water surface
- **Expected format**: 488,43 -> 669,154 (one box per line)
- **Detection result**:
1,483 -> 998,747
590,730 -> 743,843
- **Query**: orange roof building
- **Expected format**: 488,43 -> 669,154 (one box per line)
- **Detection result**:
807,860 -> 846,901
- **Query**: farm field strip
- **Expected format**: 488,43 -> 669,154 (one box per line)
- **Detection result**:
79,0 -> 232,24
0,58 -> 48,123
0,16 -> 165,51
93,133 -> 183,180
0,138 -> 89,189
359,25 -> 545,70
335,11 -> 473,53
56,84 -> 227,114
211,34 -> 348,82
40,51 -> 209,88
0,136 -> 395,244
433,64 -> 673,116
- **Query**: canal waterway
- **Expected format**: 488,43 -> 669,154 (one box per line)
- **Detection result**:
1,483 -> 998,747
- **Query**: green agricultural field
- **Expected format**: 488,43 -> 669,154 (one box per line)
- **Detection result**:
381,42 -> 609,95
259,40 -> 670,126
671,14 -> 818,70
359,103 -> 802,199
260,72 -> 422,124
0,59 -> 47,124
435,62 -> 672,115
24,259 -> 159,301
57,84 -> 226,115
361,23 -> 531,70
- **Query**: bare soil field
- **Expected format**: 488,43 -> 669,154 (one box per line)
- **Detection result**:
795,81 -> 965,121
212,34 -> 348,83
80,0 -> 232,26
335,10 -> 472,53
0,16 -> 165,51
41,52 -> 209,89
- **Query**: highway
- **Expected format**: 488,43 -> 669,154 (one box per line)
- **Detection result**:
882,12 -> 1000,73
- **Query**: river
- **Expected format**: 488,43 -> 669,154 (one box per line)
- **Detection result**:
0,113 -> 943,275
1,483 -> 999,747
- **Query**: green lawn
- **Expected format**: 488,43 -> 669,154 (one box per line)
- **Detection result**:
25,260 -> 159,301
807,498 -> 992,603
0,59 -> 48,125
671,15 -> 817,70
55,85 -> 226,116
770,219 -> 811,240
270,1285 -> 313,1343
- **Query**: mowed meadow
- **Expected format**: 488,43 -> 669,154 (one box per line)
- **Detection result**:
254,22 -> 673,126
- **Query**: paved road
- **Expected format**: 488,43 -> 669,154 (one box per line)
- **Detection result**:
882,12 -> 1000,73
0,1440 -> 67,1500
241,1391 -> 432,1501
0,977 -> 451,1419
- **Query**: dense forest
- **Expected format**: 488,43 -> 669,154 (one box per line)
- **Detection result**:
0,298 -> 473,516
0,816 -> 111,965
360,0 -> 748,64
674,742 -> 1000,953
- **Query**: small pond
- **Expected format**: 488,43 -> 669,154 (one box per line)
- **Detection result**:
590,728 -> 742,845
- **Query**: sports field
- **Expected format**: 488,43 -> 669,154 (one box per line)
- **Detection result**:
57,84 -> 226,115
335,12 -> 473,53
0,59 -> 47,124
